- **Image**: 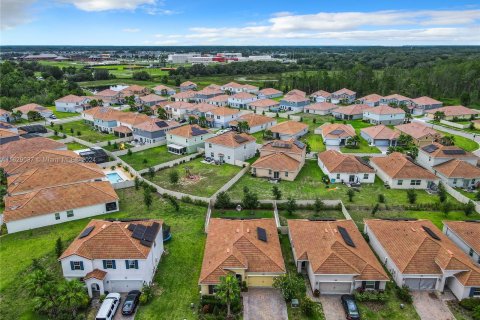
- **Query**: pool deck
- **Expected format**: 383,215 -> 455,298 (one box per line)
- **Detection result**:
103,167 -> 133,182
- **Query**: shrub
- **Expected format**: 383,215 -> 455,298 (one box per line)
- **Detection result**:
354,290 -> 388,302
473,305 -> 480,320
378,194 -> 385,203
459,298 -> 480,311
407,189 -> 417,204
169,170 -> 180,184
181,196 -> 193,203
396,285 -> 413,303
139,284 -> 154,305
464,200 -> 476,216
313,289 -> 320,297
347,189 -> 355,202
273,274 -> 305,302
215,191 -> 231,209
300,297 -> 318,317
127,148 -> 133,156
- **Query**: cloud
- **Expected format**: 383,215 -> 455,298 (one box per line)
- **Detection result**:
122,28 -> 140,32
1,0 -> 37,30
61,0 -> 155,11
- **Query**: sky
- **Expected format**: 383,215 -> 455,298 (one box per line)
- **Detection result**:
1,0 -> 480,46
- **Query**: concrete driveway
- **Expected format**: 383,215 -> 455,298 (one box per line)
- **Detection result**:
412,292 -> 455,320
319,295 -> 345,320
242,288 -> 287,320
112,293 -> 137,320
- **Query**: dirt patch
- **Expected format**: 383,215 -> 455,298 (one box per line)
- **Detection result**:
362,301 -> 385,312
179,175 -> 204,186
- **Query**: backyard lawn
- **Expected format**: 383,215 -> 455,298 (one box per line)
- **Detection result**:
0,188 -> 207,320
119,145 -> 183,170
65,141 -> 88,151
150,158 -> 243,197
52,120 -> 116,143
278,209 -> 345,226
437,130 -> 479,151
46,106 -> 79,119
211,209 -> 274,219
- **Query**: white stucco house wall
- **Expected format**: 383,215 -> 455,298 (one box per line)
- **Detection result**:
443,221 -> 480,265
204,132 -> 257,165
363,105 -> 405,125
318,150 -> 375,184
55,95 -> 91,113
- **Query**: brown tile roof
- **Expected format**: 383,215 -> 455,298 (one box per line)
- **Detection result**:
286,89 -> 306,97
361,125 -> 400,140
13,103 -> 49,113
3,181 -> 118,223
248,99 -> 279,109
206,84 -> 222,90
425,106 -> 480,117
95,89 -> 120,97
60,219 -> 162,260
172,90 -> 196,99
252,152 -> 301,171
206,94 -> 229,103
84,269 -> 107,280
168,124 -> 212,138
305,102 -> 337,111
165,101 -> 194,110
192,103 -> 216,113
0,137 -> 65,158
270,121 -> 308,135
289,220 -> 388,280
7,162 -> 104,195
318,150 -> 374,174
360,94 -> 383,103
0,108 -> 11,116
382,94 -> 411,102
196,88 -> 223,96
117,113 -> 152,126
1,150 -> 82,175
140,93 -> 166,103
258,88 -> 282,96
281,94 -> 309,103
199,218 -> 285,284
121,85 -> 147,94
318,123 -> 355,139
444,221 -> 480,255
0,129 -> 18,138
395,122 -> 440,140
333,88 -> 356,96
229,113 -> 275,128
411,96 -> 442,106
209,107 -> 240,116
134,119 -> 180,132
55,95 -> 87,103
333,104 -> 370,116
365,105 -> 405,115
433,159 -> 480,178
206,131 -> 256,148
371,152 -> 438,180
421,142 -> 476,160
230,92 -> 256,100
365,219 -> 480,285
310,90 -> 331,98
180,81 -> 196,87
83,107 -> 123,121
113,126 -> 132,134
153,84 -> 175,92
261,139 -> 305,154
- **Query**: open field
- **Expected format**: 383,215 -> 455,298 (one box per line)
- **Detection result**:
119,145 -> 182,170
52,120 -> 116,143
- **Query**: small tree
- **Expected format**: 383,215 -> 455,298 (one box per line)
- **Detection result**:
314,197 -> 323,214
57,279 -> 89,317
134,176 -> 141,190
148,167 -> 155,179
347,189 -> 355,202
272,185 -> 282,200
438,182 -> 447,203
113,141 -> 118,150
286,197 -> 297,216
143,158 -> 148,164
127,148 -> 133,156
55,237 -> 63,258
169,170 -> 179,184
441,201 -> 452,218
215,191 -> 231,209
407,189 -> 417,204
464,200 -> 476,216
215,274 -> 241,319
70,128 -> 74,134
273,273 -> 305,302
242,186 -> 259,210
143,188 -> 153,209
378,194 -> 385,203
371,203 -> 379,216
167,196 -> 179,212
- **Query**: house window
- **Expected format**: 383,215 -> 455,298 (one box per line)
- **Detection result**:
365,281 -> 376,289
472,288 -> 480,297
285,172 -> 289,177
103,260 -> 116,269
398,180 -> 403,185
336,174 -> 341,179
125,260 -> 139,269
106,202 -> 117,212
208,285 -> 217,294
210,152 -> 214,157
453,178 -> 458,184
363,174 -> 369,179
67,210 -> 74,218
70,261 -> 84,270
269,170 -> 272,175
209,143 -> 212,148
410,180 -> 421,186
470,248 -> 474,257
55,213 -> 60,220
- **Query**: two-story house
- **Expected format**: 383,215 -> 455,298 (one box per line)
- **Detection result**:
363,105 -> 405,125
205,131 -> 257,165
205,107 -> 241,128
228,92 -> 257,109
331,88 -> 356,104
55,95 -> 91,113
166,124 -> 214,154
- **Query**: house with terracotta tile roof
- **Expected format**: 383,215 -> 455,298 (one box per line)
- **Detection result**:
443,221 -> 480,265
251,139 -> 306,181
228,92 -> 258,109
205,107 -> 241,128
14,103 -> 54,119
153,84 -> 176,96
318,150 -> 375,184
59,219 -> 164,297
317,123 -> 355,146
1,149 -> 81,175
304,102 -> 337,115
0,137 -> 66,158
205,132 -> 256,165
185,103 -> 217,120
358,94 -> 383,107
363,105 -> 405,125
133,119 -> 181,144
360,125 -> 399,147
433,160 -> 480,188
417,142 -> 478,170
269,120 -> 308,140
310,90 -> 331,103
0,127 -> 20,145
279,94 -> 310,112
248,98 -> 280,113
425,106 -> 480,120
194,88 -> 224,103
370,152 -> 439,189
394,122 -> 443,146
331,88 -> 356,104
380,94 -> 411,106
139,93 -> 167,107
163,101 -> 195,120
94,89 -> 121,106
55,95 -> 91,113
166,124 -> 214,154
410,96 -> 443,115
171,90 -> 196,102
180,81 -> 197,92
0,108 -> 12,122
331,104 -> 370,120
257,88 -> 282,99
199,218 -> 285,295
365,219 -> 480,299
221,82 -> 259,94
229,113 -> 277,134
120,85 -> 150,97
206,94 -> 230,107
289,219 -> 389,294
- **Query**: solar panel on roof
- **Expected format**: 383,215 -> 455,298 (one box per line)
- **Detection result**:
127,224 -> 136,231
293,140 -> 305,149
257,227 -> 267,242
234,135 -> 248,144
272,141 -> 291,148
140,239 -> 153,247
338,226 -> 356,247
191,126 -> 208,136
143,222 -> 160,242
132,224 -> 147,240
155,121 -> 169,128
79,226 -> 95,239
422,144 -> 439,153
443,149 -> 466,155
331,129 -> 345,135
422,226 -> 441,240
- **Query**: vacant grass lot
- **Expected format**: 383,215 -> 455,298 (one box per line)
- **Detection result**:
278,209 -> 345,226
0,188 -> 206,320
103,142 -> 133,152
211,209 -> 274,219
119,145 -> 182,170
228,160 -> 456,206
52,120 -> 116,143
46,106 -> 79,119
150,158 -> 242,197
65,141 -> 88,150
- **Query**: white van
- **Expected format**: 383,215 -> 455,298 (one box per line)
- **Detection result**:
95,293 -> 121,320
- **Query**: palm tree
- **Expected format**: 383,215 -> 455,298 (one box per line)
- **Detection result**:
398,134 -> 413,147
57,279 -> 89,317
237,121 -> 250,133
440,135 -> 455,146
157,108 -> 167,120
433,111 -> 446,122
216,274 -> 241,318
198,115 -> 207,127
404,112 -> 412,123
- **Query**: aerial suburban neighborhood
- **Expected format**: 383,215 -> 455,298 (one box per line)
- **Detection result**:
1,2 -> 480,320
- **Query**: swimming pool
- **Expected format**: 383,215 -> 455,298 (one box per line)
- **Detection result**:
106,172 -> 124,184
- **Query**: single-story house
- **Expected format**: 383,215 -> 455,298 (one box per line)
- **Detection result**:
331,104 -> 370,120
363,105 -> 405,125
59,219 -> 164,297
394,122 -> 443,146
257,88 -> 283,99
120,85 -> 150,97
248,99 -> 280,113
317,123 -> 355,146
199,218 -> 285,295
139,94 -> 167,107
55,95 -> 91,113
252,139 -> 306,181
0,109 -> 12,122
166,124 -> 214,154
286,89 -> 306,97
180,81 -> 197,92
432,159 -> 480,188
443,221 -> 480,265
171,90 -> 196,102
380,94 -> 411,106
94,89 -> 121,106
205,131 -> 257,165
370,152 -> 439,189
206,94 -> 230,107
310,90 -> 331,103
318,150 -> 375,184
221,82 -> 259,94
358,94 -> 383,107
365,219 -> 480,300
360,125 -> 399,147
229,113 -> 277,134
0,137 -> 66,158
228,92 -> 257,109
14,103 -> 54,119
153,84 -> 176,96
133,119 -> 181,144
279,94 -> 310,112
410,96 -> 443,115
331,88 -> 356,104
1,149 -> 80,175
417,142 -> 478,170
289,219 -> 389,294
304,102 -> 337,115
270,120 -> 308,140
205,107 -> 241,128
194,88 -> 224,103
425,106 -> 480,120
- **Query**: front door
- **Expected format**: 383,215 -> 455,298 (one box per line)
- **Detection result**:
274,171 -> 280,179
349,175 -> 355,182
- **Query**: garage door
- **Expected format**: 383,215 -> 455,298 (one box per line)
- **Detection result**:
109,280 -> 143,293
404,278 -> 436,290
247,276 -> 275,287
319,282 -> 352,294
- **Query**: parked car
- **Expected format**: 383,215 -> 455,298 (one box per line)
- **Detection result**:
121,290 -> 141,315
95,292 -> 121,320
49,114 -> 57,119
341,295 -> 360,320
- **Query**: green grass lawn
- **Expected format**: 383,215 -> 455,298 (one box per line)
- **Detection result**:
65,141 -> 88,151
52,120 -> 116,143
0,188 -> 206,320
103,142 -> 133,152
150,158 -> 242,197
340,119 -> 381,154
46,106 -> 79,119
228,160 -> 457,206
436,130 -> 479,151
278,209 -> 345,226
119,145 -> 183,171
211,209 -> 274,219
